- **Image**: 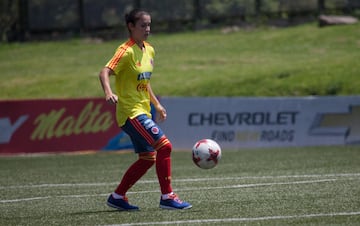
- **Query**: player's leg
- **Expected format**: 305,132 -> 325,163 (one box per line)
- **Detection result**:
107,116 -> 156,211
154,136 -> 192,210
114,152 -> 156,196
107,114 -> 191,210
107,151 -> 155,210
153,136 -> 172,194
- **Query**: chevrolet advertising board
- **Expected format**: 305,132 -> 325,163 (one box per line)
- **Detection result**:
159,96 -> 360,149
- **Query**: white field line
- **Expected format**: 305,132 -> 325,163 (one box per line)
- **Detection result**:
0,182 -> 118,189
0,178 -> 339,203
104,211 -> 360,226
1,196 -> 51,203
1,173 -> 359,190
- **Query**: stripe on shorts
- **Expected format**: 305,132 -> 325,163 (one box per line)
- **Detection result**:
129,117 -> 155,145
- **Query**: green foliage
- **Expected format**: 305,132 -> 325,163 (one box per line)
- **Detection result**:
0,23 -> 360,99
0,0 -> 19,42
0,147 -> 359,225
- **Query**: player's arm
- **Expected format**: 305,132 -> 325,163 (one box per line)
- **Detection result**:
147,83 -> 167,122
99,67 -> 118,104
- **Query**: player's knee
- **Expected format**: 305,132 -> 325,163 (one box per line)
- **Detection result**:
139,152 -> 156,165
156,137 -> 172,154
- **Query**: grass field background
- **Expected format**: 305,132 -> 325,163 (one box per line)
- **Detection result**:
1,146 -> 360,225
0,23 -> 360,99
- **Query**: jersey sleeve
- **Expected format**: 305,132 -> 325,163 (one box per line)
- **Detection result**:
105,45 -> 131,74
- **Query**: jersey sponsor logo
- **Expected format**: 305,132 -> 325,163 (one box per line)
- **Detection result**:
137,72 -> 152,81
137,83 -> 148,92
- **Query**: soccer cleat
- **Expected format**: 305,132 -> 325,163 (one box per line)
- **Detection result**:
107,194 -> 139,211
159,193 -> 192,210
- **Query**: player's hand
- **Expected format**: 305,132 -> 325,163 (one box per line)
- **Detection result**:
156,104 -> 167,122
106,93 -> 118,104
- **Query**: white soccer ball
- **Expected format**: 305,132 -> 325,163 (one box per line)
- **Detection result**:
192,139 -> 222,169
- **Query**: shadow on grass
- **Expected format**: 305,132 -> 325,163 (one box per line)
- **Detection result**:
69,207 -> 203,216
68,209 -> 137,215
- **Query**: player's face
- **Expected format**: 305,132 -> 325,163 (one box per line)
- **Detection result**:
130,15 -> 151,44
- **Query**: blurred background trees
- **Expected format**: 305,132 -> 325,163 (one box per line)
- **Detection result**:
1,0 -> 359,42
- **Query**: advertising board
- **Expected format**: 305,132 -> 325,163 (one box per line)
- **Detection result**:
0,98 -> 132,154
2,96 -> 359,154
159,96 -> 360,149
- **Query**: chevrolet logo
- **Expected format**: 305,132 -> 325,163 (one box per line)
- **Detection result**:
309,105 -> 360,144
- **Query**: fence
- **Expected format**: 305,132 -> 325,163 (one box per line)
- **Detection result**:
1,0 -> 360,42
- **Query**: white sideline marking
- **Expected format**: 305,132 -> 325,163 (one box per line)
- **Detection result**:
0,178 -> 337,203
104,212 -> 360,226
1,196 -> 50,203
0,182 -> 118,189
1,173 -> 359,190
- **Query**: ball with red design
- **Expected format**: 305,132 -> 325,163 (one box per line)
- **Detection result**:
192,139 -> 222,169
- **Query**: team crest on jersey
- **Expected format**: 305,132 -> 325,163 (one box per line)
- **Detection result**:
150,59 -> 154,66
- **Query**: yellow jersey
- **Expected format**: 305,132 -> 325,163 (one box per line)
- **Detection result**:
106,38 -> 155,126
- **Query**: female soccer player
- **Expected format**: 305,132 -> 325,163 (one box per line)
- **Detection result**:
98,9 -> 192,210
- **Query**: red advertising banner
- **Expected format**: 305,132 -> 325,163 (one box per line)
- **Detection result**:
0,98 -> 133,154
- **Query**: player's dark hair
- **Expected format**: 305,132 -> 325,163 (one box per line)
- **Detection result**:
125,9 -> 150,32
